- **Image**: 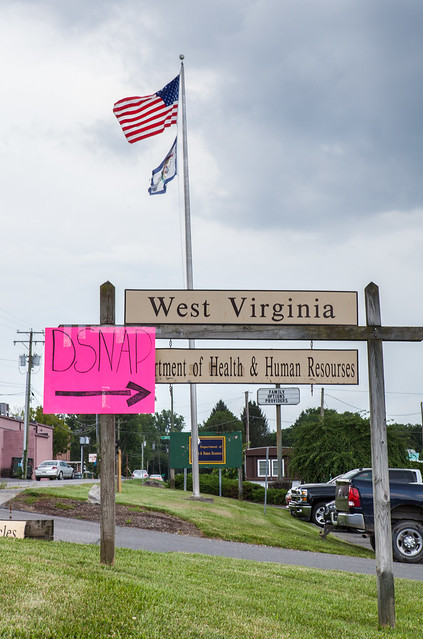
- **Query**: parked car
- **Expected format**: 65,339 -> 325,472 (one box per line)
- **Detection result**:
288,474 -> 346,526
34,460 -> 74,481
335,469 -> 423,563
285,488 -> 292,506
149,474 -> 164,482
289,467 -> 423,528
131,469 -> 149,479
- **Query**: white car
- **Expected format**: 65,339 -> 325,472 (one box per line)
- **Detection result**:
34,460 -> 74,481
131,469 -> 149,479
149,474 -> 164,482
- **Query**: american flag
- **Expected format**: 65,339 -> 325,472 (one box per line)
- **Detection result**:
113,76 -> 179,144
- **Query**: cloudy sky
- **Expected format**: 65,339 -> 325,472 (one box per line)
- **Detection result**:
1,0 -> 422,434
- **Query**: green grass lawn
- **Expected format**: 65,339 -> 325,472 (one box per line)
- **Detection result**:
0,538 -> 421,639
17,480 -> 373,558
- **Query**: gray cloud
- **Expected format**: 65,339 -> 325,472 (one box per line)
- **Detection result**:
0,0 -> 422,426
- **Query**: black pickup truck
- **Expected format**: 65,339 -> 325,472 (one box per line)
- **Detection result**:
289,467 -> 421,528
335,469 -> 423,563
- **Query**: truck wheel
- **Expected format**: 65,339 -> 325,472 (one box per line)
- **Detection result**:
311,502 -> 326,527
392,521 -> 423,563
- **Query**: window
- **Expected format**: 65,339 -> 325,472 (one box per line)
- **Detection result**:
272,459 -> 284,477
354,470 -> 372,481
389,470 -> 414,482
257,460 -> 271,477
257,459 -> 285,477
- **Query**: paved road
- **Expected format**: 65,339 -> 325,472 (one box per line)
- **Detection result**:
1,504 -> 423,581
1,482 -> 423,581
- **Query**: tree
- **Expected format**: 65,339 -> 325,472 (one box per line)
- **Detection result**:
389,422 -> 422,454
290,408 -> 410,483
200,402 -> 243,435
280,424 -> 296,447
33,406 -> 71,456
147,410 -> 185,477
117,413 -> 155,471
153,409 -> 185,436
64,414 -> 97,462
240,400 -> 271,447
116,410 -> 185,478
210,400 -> 229,416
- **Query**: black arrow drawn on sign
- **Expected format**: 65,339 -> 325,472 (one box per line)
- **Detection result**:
55,381 -> 151,407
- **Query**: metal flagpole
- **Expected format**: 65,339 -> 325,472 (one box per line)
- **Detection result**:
179,54 -> 200,498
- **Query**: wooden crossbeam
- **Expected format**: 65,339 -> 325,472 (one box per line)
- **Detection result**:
153,325 -> 423,342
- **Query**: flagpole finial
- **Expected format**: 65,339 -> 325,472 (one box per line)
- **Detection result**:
179,53 -> 184,60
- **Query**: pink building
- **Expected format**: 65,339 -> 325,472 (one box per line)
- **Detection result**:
0,412 -> 53,479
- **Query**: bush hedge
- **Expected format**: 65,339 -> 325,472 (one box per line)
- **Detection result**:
174,473 -> 287,505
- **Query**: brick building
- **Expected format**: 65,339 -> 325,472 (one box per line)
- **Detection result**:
0,407 -> 53,478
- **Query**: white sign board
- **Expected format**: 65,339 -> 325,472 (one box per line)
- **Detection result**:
125,289 -> 358,326
0,520 -> 26,539
155,349 -> 358,385
257,387 -> 300,405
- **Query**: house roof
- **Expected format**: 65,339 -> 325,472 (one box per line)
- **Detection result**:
0,414 -> 54,431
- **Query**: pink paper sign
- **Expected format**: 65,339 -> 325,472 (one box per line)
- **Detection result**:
44,326 -> 155,414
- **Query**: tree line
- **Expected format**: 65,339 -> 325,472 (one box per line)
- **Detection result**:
26,401 -> 422,482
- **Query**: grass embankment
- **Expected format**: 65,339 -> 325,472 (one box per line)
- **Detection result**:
0,539 -> 421,639
22,480 -> 372,558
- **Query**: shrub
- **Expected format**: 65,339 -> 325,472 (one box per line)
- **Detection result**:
174,473 -> 287,505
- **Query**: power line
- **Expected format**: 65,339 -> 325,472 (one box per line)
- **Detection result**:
325,393 -> 368,413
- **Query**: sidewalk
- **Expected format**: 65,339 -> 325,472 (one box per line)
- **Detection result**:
0,488 -> 26,506
0,478 -> 72,506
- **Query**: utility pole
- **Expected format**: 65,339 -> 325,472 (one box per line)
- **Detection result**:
14,329 -> 44,480
245,391 -> 250,448
244,391 -> 250,478
169,383 -> 175,488
275,384 -> 282,480
320,387 -> 325,419
141,439 -> 145,473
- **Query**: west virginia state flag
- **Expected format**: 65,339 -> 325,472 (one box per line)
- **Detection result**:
148,137 -> 177,195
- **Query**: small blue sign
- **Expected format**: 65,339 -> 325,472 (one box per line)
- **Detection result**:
190,436 -> 226,465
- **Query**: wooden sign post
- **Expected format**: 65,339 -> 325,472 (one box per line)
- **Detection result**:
99,281 -> 116,566
365,283 -> 395,627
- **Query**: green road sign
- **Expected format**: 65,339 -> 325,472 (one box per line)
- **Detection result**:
169,431 -> 242,469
